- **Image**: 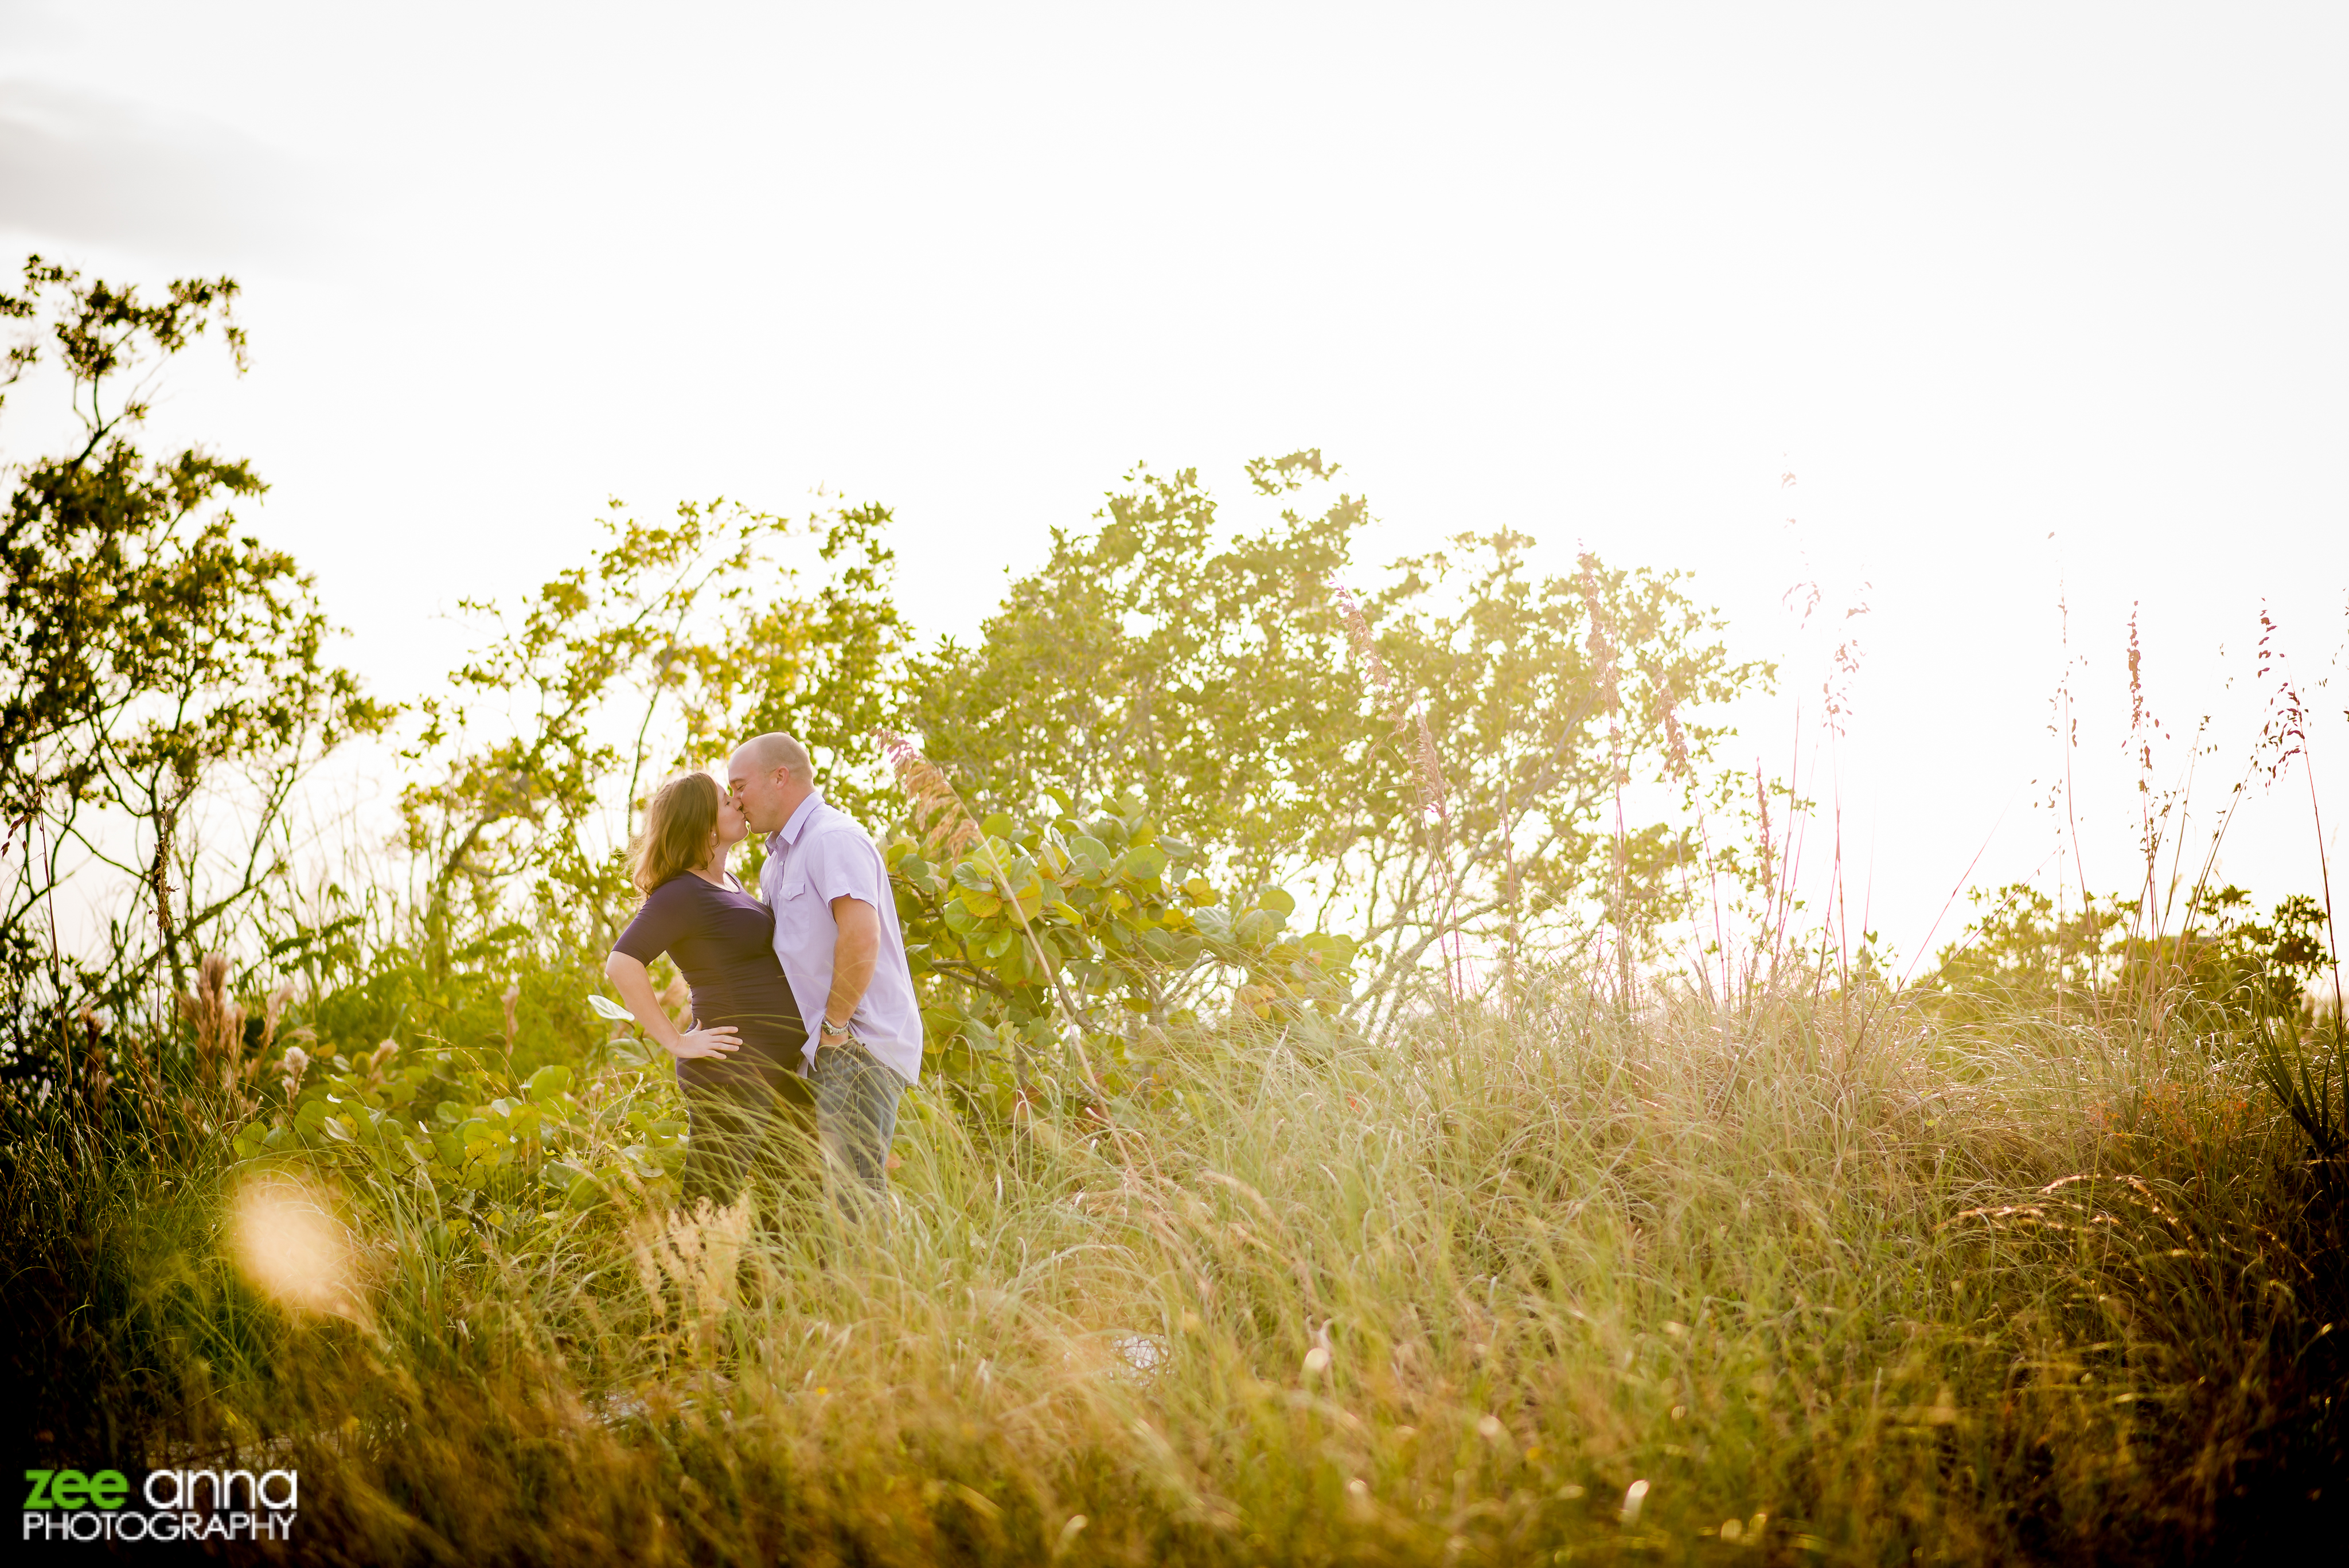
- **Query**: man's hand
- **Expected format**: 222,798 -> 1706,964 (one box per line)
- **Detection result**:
824,896 -> 880,1037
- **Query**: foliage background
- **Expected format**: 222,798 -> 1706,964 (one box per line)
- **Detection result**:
3,259 -> 2345,1565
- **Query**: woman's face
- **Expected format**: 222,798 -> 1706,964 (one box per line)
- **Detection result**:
713,795 -> 751,851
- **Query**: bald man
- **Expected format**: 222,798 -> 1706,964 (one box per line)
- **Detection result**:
727,732 -> 922,1214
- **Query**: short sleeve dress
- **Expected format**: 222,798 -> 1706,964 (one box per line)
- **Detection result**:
614,871 -> 809,1097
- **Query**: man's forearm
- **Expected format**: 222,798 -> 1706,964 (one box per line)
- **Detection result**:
824,898 -> 880,1030
824,939 -> 875,1027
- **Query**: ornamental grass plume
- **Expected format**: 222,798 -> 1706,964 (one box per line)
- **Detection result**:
1329,579 -> 1454,824
74,1003 -> 109,1121
276,1043 -> 310,1100
875,727 -> 980,860
2253,603 -> 2345,1029
178,951 -> 248,1094
1576,554 -> 1637,1007
631,1193 -> 755,1336
1659,682 -> 1692,783
1330,580 -> 1464,1000
873,727 -> 1092,1038
259,982 -> 295,1055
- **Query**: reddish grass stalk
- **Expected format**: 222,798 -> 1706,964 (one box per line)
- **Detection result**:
2252,609 -> 2346,1040
1577,555 -> 1634,1012
1329,580 -> 1465,1005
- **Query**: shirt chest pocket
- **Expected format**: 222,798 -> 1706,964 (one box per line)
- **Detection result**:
777,868 -> 815,907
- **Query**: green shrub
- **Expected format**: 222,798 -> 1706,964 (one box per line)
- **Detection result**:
884,779 -> 1357,1129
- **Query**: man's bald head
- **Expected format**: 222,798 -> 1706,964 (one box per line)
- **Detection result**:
727,732 -> 815,833
733,731 -> 813,783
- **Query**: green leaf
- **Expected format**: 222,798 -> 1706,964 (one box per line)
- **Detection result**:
1253,886 -> 1297,917
1116,844 -> 1168,881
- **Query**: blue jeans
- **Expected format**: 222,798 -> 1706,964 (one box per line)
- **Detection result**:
810,1037 -> 904,1216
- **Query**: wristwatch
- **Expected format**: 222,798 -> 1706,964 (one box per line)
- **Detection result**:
819,1017 -> 853,1044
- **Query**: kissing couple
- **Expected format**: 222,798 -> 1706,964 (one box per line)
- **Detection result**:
603,732 -> 921,1220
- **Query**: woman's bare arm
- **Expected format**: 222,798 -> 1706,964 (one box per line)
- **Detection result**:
604,951 -> 742,1061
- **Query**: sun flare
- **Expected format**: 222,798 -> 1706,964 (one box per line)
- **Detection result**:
227,1173 -> 366,1325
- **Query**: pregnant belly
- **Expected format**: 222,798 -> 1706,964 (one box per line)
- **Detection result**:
680,983 -> 807,1087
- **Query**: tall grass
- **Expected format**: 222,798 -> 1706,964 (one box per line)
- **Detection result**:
9,964 -> 2342,1565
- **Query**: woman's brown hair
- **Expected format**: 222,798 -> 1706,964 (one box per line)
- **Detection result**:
630,771 -> 720,894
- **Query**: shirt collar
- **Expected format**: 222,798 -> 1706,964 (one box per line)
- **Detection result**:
770,787 -> 825,850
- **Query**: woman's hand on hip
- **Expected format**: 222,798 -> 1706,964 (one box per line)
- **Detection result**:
666,1022 -> 743,1061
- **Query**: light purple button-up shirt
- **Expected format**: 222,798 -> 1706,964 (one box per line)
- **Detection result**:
760,790 -> 923,1085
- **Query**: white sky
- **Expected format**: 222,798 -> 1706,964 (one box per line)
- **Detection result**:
3,1 -> 2344,969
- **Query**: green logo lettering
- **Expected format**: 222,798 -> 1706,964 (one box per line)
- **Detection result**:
21,1469 -> 54,1508
50,1469 -> 87,1509
89,1471 -> 129,1511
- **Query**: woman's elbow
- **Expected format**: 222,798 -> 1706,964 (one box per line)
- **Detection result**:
604,951 -> 638,982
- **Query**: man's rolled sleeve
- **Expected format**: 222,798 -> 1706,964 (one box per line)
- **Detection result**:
806,834 -> 884,908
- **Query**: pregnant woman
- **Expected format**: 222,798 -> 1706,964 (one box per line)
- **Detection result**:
605,770 -> 815,1212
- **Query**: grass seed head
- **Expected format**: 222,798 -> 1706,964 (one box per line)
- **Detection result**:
876,727 -> 981,857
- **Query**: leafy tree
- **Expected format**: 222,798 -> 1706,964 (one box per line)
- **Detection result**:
1926,883 -> 2131,1005
396,497 -> 910,988
0,256 -> 385,1063
877,736 -> 1355,1125
904,454 -> 1767,1017
907,453 -> 1362,884
2145,886 -> 2330,1023
1927,879 -> 2328,1024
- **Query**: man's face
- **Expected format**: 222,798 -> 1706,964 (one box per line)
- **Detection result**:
727,753 -> 795,834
